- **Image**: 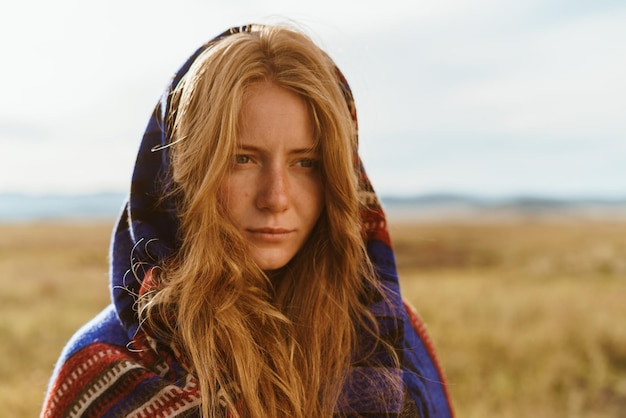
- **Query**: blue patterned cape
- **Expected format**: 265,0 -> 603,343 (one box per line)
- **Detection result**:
42,26 -> 454,418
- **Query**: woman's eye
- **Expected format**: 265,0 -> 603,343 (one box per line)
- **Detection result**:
235,154 -> 250,164
297,158 -> 317,168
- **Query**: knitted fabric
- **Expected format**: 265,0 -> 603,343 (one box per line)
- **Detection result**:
41,25 -> 454,418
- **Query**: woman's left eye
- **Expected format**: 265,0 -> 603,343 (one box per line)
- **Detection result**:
297,158 -> 317,168
235,155 -> 250,164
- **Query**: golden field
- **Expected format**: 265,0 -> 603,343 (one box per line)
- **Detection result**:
1,219 -> 625,417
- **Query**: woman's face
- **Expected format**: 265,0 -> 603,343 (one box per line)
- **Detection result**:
219,81 -> 324,272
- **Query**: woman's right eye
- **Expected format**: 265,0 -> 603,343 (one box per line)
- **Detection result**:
235,154 -> 250,164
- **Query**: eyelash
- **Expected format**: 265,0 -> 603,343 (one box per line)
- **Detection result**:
297,158 -> 317,168
234,155 -> 318,168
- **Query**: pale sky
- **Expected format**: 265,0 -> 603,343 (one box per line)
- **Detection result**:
1,0 -> 625,198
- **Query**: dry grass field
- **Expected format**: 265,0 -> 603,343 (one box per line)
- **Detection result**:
1,219 -> 625,417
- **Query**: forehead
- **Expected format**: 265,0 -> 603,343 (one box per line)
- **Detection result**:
238,81 -> 315,149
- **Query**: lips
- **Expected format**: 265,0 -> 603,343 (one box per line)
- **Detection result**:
246,227 -> 294,242
248,227 -> 292,234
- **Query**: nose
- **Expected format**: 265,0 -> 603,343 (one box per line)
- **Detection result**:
256,165 -> 289,212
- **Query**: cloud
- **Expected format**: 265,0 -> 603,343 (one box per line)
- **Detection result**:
0,120 -> 51,141
0,136 -> 137,194
2,0 -> 625,196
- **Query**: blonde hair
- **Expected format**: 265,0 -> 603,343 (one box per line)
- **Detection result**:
140,25 -> 394,417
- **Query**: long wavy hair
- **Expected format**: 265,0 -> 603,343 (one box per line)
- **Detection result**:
139,25 -> 394,417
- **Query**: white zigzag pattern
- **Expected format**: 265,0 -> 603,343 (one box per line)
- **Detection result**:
68,358 -> 144,417
129,374 -> 201,418
46,348 -> 112,415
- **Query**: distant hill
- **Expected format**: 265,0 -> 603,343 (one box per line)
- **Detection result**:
0,192 -> 126,221
382,193 -> 626,221
1,192 -> 625,222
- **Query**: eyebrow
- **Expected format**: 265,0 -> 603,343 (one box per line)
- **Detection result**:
237,144 -> 318,155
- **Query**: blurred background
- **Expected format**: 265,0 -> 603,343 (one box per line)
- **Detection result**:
1,1 -> 625,417
1,0 -> 625,199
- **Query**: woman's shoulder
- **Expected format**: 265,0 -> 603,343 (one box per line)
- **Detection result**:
59,304 -> 130,360
41,305 -> 200,417
41,305 -> 132,417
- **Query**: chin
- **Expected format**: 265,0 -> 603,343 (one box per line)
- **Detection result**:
258,261 -> 289,273
253,252 -> 293,273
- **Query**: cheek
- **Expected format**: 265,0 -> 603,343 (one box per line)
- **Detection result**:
218,177 -> 253,219
309,183 -> 325,223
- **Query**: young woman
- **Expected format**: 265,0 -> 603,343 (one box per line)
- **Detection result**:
41,24 -> 454,417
